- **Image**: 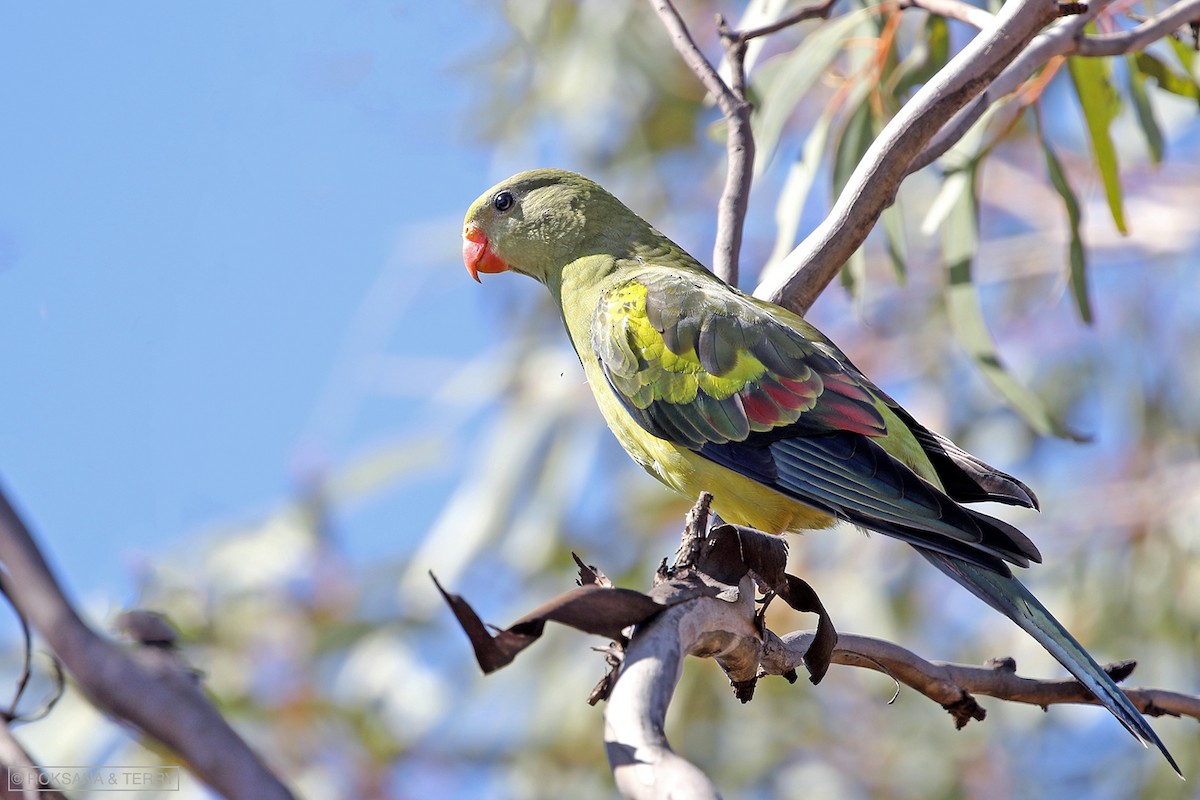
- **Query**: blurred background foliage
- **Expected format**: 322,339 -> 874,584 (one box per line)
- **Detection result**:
7,0 -> 1200,797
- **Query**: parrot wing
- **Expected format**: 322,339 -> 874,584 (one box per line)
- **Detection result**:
592,268 -> 1041,575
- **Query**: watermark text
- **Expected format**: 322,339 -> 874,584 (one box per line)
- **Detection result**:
7,766 -> 179,792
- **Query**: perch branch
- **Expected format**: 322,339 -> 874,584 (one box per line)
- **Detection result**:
766,630 -> 1200,722
605,581 -> 760,800
0,482 -> 296,800
600,566 -> 1197,799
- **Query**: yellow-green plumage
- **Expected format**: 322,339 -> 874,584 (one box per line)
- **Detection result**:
462,168 -> 1177,770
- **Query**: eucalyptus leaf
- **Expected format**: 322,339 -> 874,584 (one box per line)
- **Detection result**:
750,6 -> 877,175
833,95 -> 878,295
1167,34 -> 1200,90
1035,112 -> 1091,324
1125,54 -> 1165,163
763,113 -> 833,276
942,166 -> 1084,440
1134,51 -> 1200,101
881,202 -> 907,283
893,15 -> 950,100
833,96 -> 876,195
1067,53 -> 1126,234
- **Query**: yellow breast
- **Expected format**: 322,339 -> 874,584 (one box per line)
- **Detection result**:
584,361 -> 837,536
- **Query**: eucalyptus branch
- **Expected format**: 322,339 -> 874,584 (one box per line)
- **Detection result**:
650,0 -> 843,288
736,0 -> 839,41
910,0 -> 1200,173
0,482 -> 296,800
647,0 -> 753,285
605,593 -> 756,800
1077,0 -> 1200,56
601,569 -> 1197,799
755,0 -> 1062,314
767,630 -> 1200,722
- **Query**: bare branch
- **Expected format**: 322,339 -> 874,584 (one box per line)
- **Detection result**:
1077,0 -> 1200,56
766,630 -> 1200,722
0,722 -> 54,799
651,0 -> 843,287
605,582 -> 759,800
738,0 -> 839,41
756,0 -> 1063,313
0,483 -> 296,800
647,0 -> 753,285
909,0 -> 1200,173
601,567 -> 1197,798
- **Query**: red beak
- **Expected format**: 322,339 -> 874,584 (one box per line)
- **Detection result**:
462,223 -> 510,282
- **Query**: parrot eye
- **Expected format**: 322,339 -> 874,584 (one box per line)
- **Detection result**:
492,191 -> 515,213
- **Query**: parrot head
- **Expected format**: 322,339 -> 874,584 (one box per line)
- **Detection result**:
461,169 -> 647,284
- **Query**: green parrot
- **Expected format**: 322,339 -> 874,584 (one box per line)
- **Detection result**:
461,168 -> 1177,771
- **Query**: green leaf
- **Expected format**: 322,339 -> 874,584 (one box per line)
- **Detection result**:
833,96 -> 875,197
840,246 -> 867,295
1035,111 -> 1091,323
1167,34 -> 1200,91
1067,53 -> 1126,234
1125,54 -> 1165,163
893,15 -> 950,99
750,7 -> 876,175
876,103 -> 906,282
941,165 -> 1085,440
833,95 -> 877,294
1133,51 -> 1200,101
763,113 -> 833,274
881,202 -> 907,283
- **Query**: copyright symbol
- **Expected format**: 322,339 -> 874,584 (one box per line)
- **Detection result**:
9,770 -> 23,786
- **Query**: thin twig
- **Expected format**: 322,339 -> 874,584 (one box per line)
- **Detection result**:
738,0 -> 839,41
651,0 -> 842,286
1077,0 -> 1200,55
647,0 -> 753,285
0,581 -> 36,722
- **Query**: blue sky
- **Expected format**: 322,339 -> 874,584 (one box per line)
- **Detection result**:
0,2 -> 506,601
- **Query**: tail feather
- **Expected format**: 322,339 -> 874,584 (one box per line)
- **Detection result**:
917,548 -> 1180,776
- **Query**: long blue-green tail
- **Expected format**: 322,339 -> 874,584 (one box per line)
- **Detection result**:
918,548 -> 1180,775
